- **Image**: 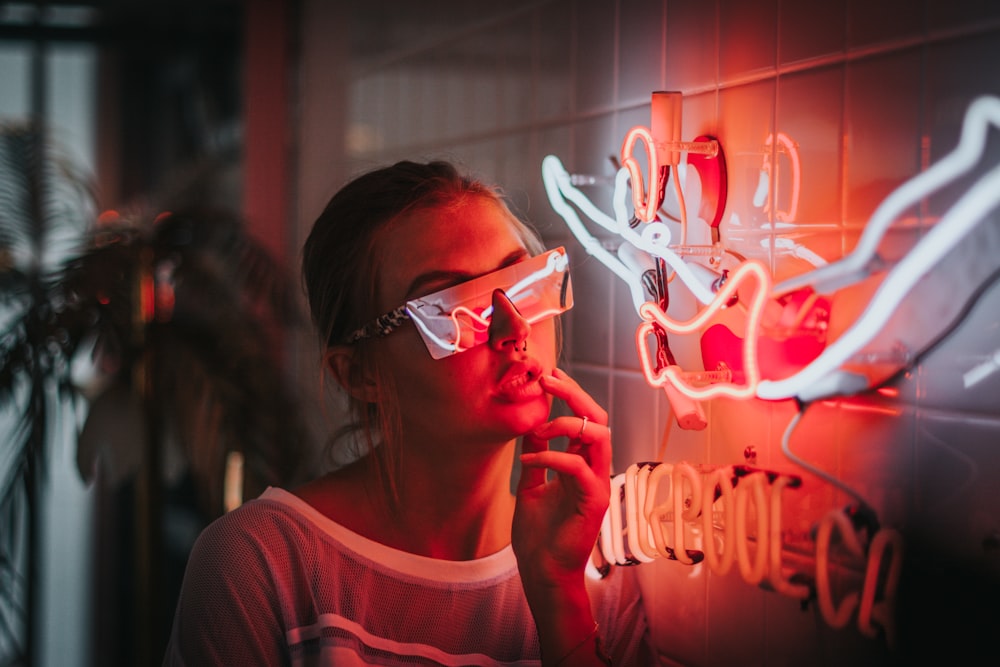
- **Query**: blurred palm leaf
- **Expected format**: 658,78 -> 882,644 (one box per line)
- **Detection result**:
0,121 -> 95,666
0,122 -> 307,665
69,207 -> 308,512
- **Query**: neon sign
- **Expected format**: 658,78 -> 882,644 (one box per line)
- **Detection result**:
545,93 -> 1000,405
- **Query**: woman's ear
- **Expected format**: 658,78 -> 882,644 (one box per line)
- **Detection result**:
325,346 -> 378,403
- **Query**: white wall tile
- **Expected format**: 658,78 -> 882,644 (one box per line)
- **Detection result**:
534,0 -> 576,121
718,79 -> 776,253
775,66 -> 845,228
609,370 -> 663,469
719,0 -> 778,81
847,0 -> 925,49
912,411 -> 1000,564
566,245 -> 616,367
778,0 -> 846,65
665,0 -> 719,93
844,50 -> 923,228
619,0 -> 666,105
917,272 -> 1000,414
926,0 -> 1000,32
575,1 -> 619,113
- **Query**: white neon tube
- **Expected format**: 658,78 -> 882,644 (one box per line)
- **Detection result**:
598,506 -> 617,567
775,95 -> 1000,296
759,161 -> 1000,400
624,464 -> 656,563
611,167 -> 718,305
644,462 -> 675,560
634,463 -> 661,560
857,528 -> 903,647
605,473 -> 628,565
670,462 -> 702,565
541,154 -> 720,313
757,96 -> 1000,400
541,155 -> 651,314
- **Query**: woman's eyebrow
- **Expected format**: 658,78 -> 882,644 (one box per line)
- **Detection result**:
406,248 -> 529,298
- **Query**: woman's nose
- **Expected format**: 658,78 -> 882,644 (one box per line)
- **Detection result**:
488,288 -> 531,352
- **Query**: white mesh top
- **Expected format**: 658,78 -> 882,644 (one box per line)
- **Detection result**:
163,487 -> 650,666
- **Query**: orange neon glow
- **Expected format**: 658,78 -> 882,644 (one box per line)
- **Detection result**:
763,132 -> 801,222
139,271 -> 156,324
857,528 -> 903,647
834,401 -> 902,416
701,466 -> 736,575
816,508 -> 866,629
767,475 -> 810,599
621,126 -> 664,222
734,472 -> 769,584
97,209 -> 120,226
636,260 -> 772,400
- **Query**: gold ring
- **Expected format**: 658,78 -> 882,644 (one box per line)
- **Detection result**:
578,415 -> 589,439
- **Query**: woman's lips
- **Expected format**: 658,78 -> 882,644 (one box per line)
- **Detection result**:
496,360 -> 545,401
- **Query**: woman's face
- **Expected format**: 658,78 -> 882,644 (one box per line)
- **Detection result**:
372,196 -> 558,450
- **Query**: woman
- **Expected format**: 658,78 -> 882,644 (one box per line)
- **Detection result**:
164,161 -> 650,665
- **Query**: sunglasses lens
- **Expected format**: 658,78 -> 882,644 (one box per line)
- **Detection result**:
406,247 -> 573,359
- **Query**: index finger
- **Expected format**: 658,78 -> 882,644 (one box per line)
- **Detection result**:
540,368 -> 609,426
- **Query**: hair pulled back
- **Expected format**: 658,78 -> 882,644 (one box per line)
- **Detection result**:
301,160 -> 543,489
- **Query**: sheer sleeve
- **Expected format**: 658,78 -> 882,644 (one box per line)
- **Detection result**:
162,508 -> 290,666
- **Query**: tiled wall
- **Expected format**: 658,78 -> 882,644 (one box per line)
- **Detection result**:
294,1 -> 1000,664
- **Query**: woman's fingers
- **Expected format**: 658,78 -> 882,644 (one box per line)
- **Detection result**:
540,369 -> 609,426
519,450 -> 609,506
531,416 -> 611,481
516,432 -> 549,492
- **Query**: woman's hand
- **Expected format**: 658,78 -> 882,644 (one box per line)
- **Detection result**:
513,368 -> 611,581
512,368 -> 612,663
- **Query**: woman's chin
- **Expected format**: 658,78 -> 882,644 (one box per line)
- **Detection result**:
507,399 -> 552,437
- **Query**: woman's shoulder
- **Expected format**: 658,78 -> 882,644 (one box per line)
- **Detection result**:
196,480 -> 380,571
190,487 -> 320,560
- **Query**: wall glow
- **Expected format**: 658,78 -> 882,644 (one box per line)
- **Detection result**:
762,131 -> 801,223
